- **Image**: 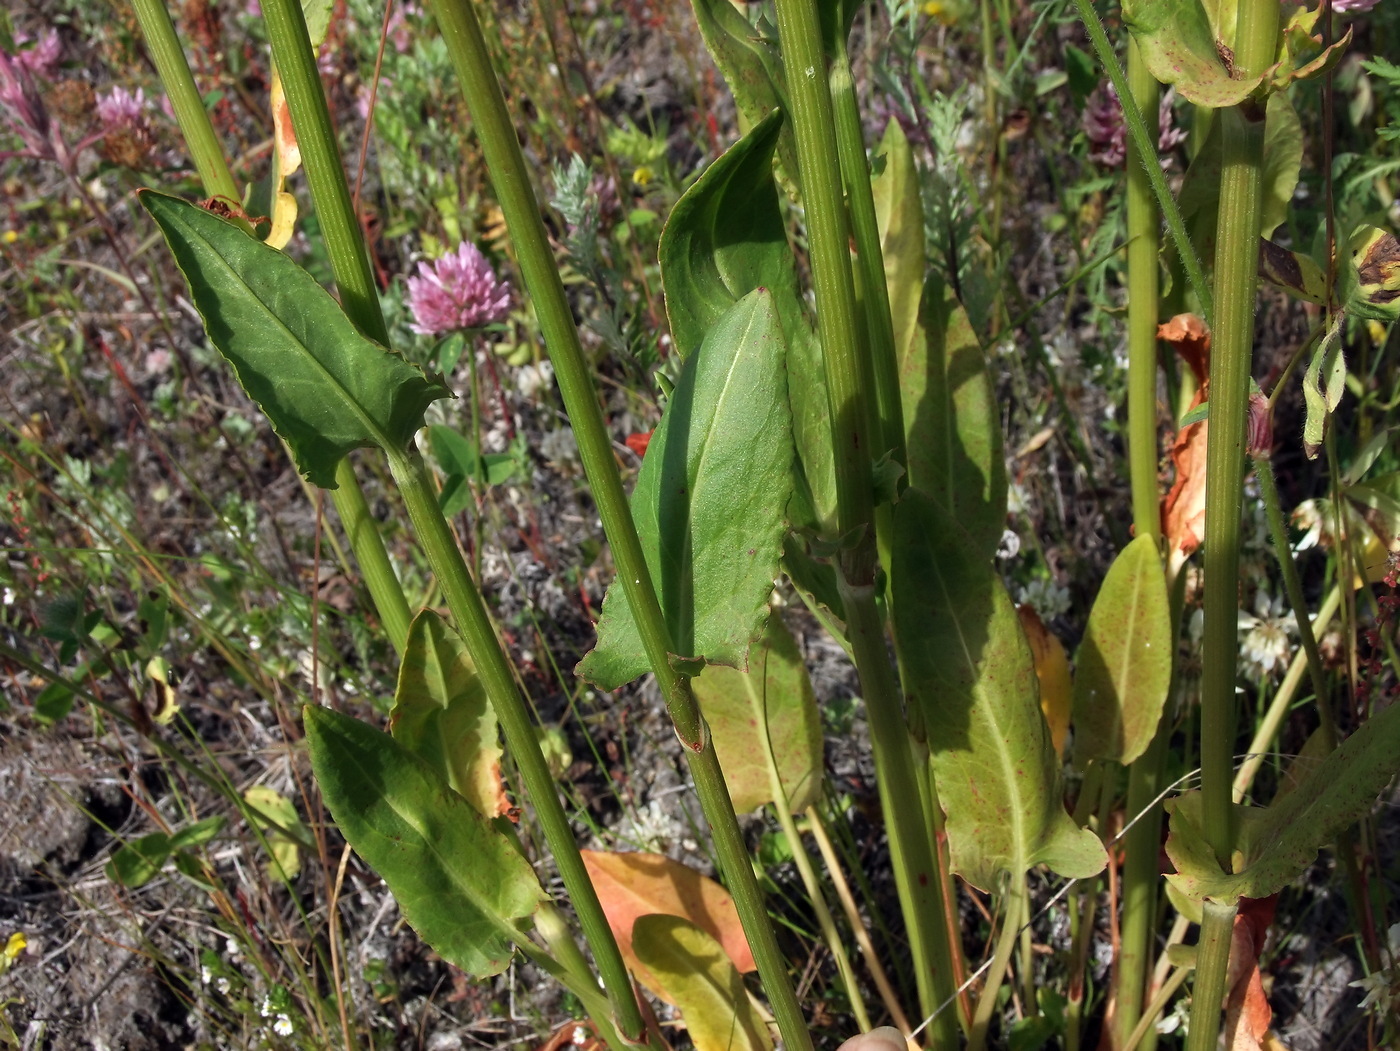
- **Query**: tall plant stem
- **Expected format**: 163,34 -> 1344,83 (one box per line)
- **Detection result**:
966,878 -> 1026,1051
829,36 -> 906,475
1190,0 -> 1279,1045
772,0 -> 961,1039
181,0 -> 416,655
1072,0 -> 1212,321
387,449 -> 651,1046
1115,39 -> 1165,1049
421,0 -> 810,1046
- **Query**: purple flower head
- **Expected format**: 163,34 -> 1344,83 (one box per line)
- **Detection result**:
1084,83 -> 1186,169
406,241 -> 512,336
1331,0 -> 1380,12
15,31 -> 61,79
0,47 -> 55,160
97,86 -> 148,131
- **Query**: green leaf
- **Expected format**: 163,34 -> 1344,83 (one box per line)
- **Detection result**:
579,291 -> 793,691
1165,698 -> 1400,904
106,831 -> 172,888
891,489 -> 1106,890
901,277 -> 1008,561
686,0 -> 796,189
34,679 -> 77,725
1302,316 -> 1346,459
657,111 -> 833,531
632,916 -> 774,1051
1071,534 -> 1173,767
872,117 -> 925,398
390,610 -> 504,819
304,705 -> 545,977
692,615 -> 824,813
140,191 -> 451,488
1122,0 -> 1265,108
300,0 -> 333,48
168,815 -> 227,852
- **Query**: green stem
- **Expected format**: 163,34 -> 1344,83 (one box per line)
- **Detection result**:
772,0 -> 962,1038
829,37 -> 906,478
1191,0 -> 1278,1042
387,448 -> 649,1045
967,877 -> 1026,1051
1115,723 -> 1167,1047
421,0 -> 810,1045
1122,965 -> 1189,1051
237,0 -> 418,655
127,0 -> 247,226
1125,39 -> 1162,547
1072,0 -> 1212,321
1184,901 -> 1239,1051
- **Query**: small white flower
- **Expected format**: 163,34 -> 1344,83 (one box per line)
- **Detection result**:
260,996 -> 274,1018
273,1014 -> 294,1036
2,587 -> 14,606
200,965 -> 212,985
215,977 -> 230,994
571,1026 -> 589,1046
225,937 -> 240,958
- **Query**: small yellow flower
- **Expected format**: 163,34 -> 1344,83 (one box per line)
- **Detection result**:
1,230 -> 18,244
1367,319 -> 1388,347
0,932 -> 26,975
631,165 -> 654,188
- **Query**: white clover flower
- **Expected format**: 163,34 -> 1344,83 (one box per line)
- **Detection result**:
273,1014 -> 294,1036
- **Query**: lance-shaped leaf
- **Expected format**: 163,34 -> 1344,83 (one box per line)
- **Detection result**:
1165,698 -> 1400,904
633,916 -> 773,1051
390,610 -> 507,820
1302,317 -> 1346,459
580,850 -> 757,983
872,117 -> 925,390
1122,0 -> 1265,108
892,489 -> 1106,890
901,276 -> 1007,561
304,705 -> 544,977
578,291 -> 792,690
692,615 -> 823,813
140,190 -> 451,488
1071,534 -> 1172,767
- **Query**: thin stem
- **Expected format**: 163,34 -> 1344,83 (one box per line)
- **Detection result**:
1125,38 -> 1162,547
1072,0 -> 1212,321
1122,965 -> 1189,1051
1253,456 -> 1335,745
386,447 -> 650,1045
829,37 -> 906,478
420,0 -> 809,1044
806,806 -> 914,1033
967,878 -> 1026,1051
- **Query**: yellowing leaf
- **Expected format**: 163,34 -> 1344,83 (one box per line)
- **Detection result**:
271,68 -> 302,180
266,191 -> 298,251
693,615 -> 823,812
1017,605 -> 1070,758
580,850 -> 755,998
244,786 -> 309,883
390,610 -> 507,820
632,916 -> 772,1051
145,655 -> 178,725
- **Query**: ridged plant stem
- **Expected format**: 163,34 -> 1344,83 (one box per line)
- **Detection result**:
772,0 -> 961,1041
245,0 -> 420,654
1190,0 -> 1279,1045
1115,38 -> 1164,1050
421,0 -> 810,1046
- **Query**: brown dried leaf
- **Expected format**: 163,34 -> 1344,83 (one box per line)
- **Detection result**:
1160,314 -> 1212,572
1017,605 -> 1071,758
1225,896 -> 1277,1051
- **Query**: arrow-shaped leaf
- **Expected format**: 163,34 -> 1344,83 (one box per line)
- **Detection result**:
140,190 -> 450,488
892,489 -> 1106,890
